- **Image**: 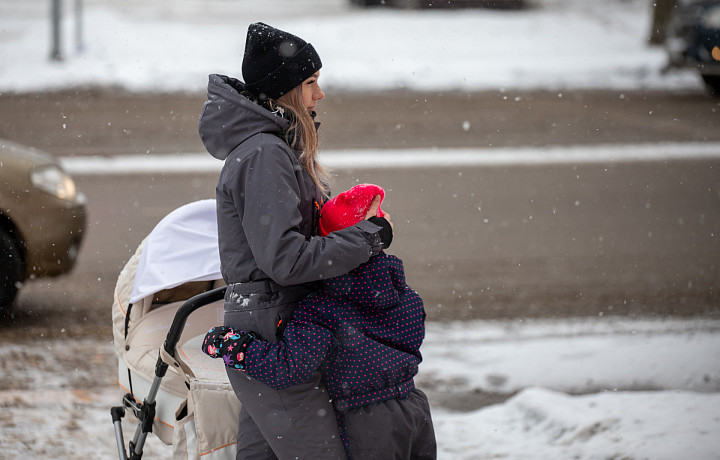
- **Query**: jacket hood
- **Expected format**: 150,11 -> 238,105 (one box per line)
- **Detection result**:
324,253 -> 405,311
198,74 -> 290,160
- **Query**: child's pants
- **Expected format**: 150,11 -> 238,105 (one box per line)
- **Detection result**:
223,281 -> 346,460
342,389 -> 437,459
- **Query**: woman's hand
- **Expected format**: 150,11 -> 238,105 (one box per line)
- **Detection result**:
365,195 -> 393,231
365,195 -> 393,249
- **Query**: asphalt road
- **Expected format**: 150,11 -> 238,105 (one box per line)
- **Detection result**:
1,88 -> 719,338
2,89 -> 720,155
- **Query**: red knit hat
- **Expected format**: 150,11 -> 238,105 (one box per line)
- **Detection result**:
318,184 -> 385,237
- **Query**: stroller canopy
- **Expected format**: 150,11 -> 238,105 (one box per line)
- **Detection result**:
129,199 -> 222,304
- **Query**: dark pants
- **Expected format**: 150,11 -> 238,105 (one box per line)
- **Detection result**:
343,389 -> 437,459
224,282 -> 346,460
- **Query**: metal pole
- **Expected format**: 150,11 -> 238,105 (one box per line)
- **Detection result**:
74,0 -> 84,53
111,407 -> 129,460
128,375 -> 164,459
50,0 -> 63,61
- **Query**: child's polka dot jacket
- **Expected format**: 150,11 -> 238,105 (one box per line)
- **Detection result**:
203,252 -> 425,413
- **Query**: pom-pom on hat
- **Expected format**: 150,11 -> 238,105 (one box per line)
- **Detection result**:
242,22 -> 322,100
318,184 -> 385,237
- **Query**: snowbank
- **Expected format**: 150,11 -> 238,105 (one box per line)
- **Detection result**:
435,387 -> 720,460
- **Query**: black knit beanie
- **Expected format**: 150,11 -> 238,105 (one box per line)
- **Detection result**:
242,22 -> 322,100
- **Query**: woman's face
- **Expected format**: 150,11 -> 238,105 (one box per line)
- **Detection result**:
301,71 -> 325,113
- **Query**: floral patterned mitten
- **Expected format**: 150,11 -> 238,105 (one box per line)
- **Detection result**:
202,326 -> 258,370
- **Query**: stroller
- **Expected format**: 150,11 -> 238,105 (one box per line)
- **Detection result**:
110,199 -> 239,460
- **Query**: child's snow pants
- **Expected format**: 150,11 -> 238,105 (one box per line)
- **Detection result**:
341,389 -> 437,459
223,280 -> 346,460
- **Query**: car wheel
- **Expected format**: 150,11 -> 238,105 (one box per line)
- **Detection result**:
701,74 -> 720,97
0,228 -> 25,313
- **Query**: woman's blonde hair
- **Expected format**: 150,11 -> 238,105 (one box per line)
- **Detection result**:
275,86 -> 330,196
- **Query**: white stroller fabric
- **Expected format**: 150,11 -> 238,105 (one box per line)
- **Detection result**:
129,199 -> 222,304
112,199 -> 240,459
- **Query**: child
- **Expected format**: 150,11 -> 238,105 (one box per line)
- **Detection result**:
203,184 -> 436,459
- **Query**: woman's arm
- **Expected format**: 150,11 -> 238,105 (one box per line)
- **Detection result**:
231,138 -> 384,285
203,314 -> 334,390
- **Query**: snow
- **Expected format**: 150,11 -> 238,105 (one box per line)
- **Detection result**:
0,0 -> 703,94
434,387 -> 720,460
1,318 -> 719,458
419,318 -> 720,459
421,318 -> 720,396
1,1 -> 718,458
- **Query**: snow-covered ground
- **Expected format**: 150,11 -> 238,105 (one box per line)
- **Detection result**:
424,317 -> 720,459
1,1 -> 719,459
0,0 -> 703,93
1,318 -> 719,459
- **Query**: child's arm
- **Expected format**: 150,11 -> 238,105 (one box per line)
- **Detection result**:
202,317 -> 333,390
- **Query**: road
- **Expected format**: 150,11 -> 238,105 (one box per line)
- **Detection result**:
2,89 -> 720,155
0,88 -> 719,339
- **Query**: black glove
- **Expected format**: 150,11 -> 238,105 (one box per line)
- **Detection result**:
368,216 -> 393,249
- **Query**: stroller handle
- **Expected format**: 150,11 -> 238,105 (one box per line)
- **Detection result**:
162,285 -> 227,360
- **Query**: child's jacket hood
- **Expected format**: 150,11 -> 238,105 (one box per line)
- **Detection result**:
323,251 -> 405,312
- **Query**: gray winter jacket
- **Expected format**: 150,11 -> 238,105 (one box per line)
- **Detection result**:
199,74 -> 383,286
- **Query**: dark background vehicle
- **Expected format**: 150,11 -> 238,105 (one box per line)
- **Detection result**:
349,0 -> 524,9
0,139 -> 86,314
665,0 -> 720,95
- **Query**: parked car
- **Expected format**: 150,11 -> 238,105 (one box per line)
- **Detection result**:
0,139 -> 87,313
665,0 -> 720,95
349,0 -> 524,9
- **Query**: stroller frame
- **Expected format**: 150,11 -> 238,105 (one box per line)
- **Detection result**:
111,286 -> 227,460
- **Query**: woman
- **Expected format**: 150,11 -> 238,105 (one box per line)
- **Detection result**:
198,22 -> 393,460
